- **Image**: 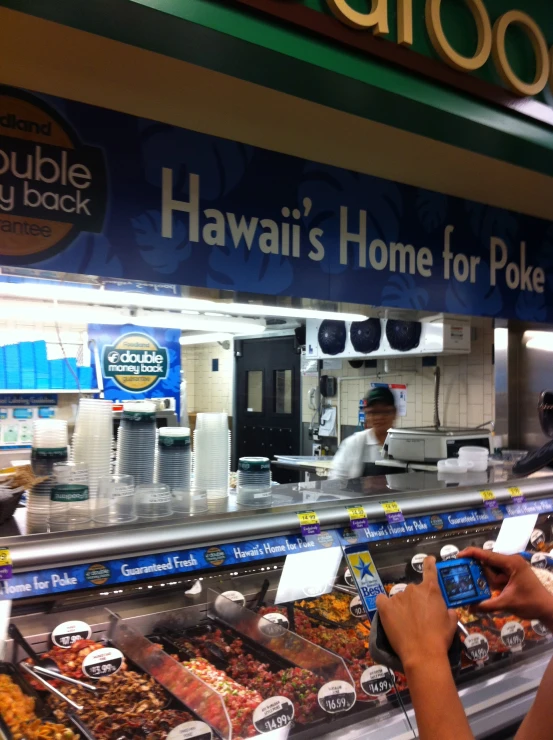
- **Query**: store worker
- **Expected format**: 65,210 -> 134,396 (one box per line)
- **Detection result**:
330,387 -> 396,480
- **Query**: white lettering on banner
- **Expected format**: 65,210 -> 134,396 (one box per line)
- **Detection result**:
160,170 -> 546,297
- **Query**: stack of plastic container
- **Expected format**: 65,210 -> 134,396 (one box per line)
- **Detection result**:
116,401 -> 156,485
157,427 -> 191,490
20,342 -> 36,389
72,399 -> 113,503
34,341 -> 49,389
50,461 -> 91,531
28,419 -> 68,532
236,457 -> 272,508
5,345 -> 20,389
193,412 -> 230,502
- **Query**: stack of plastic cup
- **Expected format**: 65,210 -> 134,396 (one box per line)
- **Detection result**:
95,474 -> 136,525
157,428 -> 191,490
29,420 -> 69,532
49,462 -> 91,531
237,457 -> 272,508
135,483 -> 172,520
116,402 -> 156,485
193,413 -> 230,501
172,487 -> 208,515
72,399 -> 113,503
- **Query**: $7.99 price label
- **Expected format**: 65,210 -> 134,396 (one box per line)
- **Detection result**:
318,680 -> 356,714
82,647 -> 124,679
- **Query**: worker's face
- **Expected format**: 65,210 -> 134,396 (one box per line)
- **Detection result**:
364,404 -> 396,434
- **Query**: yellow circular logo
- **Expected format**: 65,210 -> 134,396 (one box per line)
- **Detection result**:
103,332 -> 169,393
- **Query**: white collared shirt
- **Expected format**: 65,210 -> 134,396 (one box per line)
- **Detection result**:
329,428 -> 384,481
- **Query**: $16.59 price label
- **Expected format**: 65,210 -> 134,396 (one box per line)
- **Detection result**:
318,680 -> 356,714
361,665 -> 395,697
82,647 -> 124,679
253,696 -> 294,733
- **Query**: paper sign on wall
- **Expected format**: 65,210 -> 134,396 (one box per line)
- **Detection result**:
370,383 -> 407,417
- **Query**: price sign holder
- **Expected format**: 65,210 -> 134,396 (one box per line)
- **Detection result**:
0,550 -> 12,662
479,490 -> 498,510
346,506 -> 368,530
508,486 -> 525,504
317,680 -> 356,714
82,647 -> 124,679
0,550 -> 12,581
380,501 -> 404,524
253,696 -> 294,733
297,511 -> 320,536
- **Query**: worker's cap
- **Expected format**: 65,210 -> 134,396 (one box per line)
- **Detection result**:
363,386 -> 396,408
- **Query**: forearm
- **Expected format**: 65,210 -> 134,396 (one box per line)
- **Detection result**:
404,656 -> 474,740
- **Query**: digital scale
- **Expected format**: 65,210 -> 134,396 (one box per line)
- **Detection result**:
385,426 -> 492,463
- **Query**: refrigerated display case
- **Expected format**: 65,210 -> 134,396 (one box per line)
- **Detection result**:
3,473 -> 553,740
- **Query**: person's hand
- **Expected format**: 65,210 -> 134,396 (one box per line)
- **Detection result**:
459,547 -> 553,626
375,556 -> 457,671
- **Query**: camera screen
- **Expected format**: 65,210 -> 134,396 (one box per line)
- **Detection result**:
441,563 -> 477,602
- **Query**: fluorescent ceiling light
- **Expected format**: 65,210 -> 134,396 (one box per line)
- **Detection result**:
0,282 -> 367,321
0,300 -> 265,335
180,333 -> 233,346
524,331 -> 553,352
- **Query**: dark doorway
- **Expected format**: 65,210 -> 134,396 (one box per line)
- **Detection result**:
234,335 -> 301,483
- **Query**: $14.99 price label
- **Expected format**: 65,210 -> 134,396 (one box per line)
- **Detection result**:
361,665 -> 395,697
52,620 -> 92,649
318,680 -> 356,714
463,633 -> 489,663
82,647 -> 124,679
346,506 -> 368,530
501,621 -> 525,652
253,696 -> 294,733
297,511 -> 320,536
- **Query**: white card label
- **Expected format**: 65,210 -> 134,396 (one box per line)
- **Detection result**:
259,613 -> 289,637
344,568 -> 354,587
349,595 -> 365,619
531,620 -> 551,638
318,680 -> 356,713
501,621 -> 525,651
440,544 -> 459,561
389,583 -> 407,596
411,553 -> 428,573
531,529 -> 545,548
483,540 -> 496,551
464,633 -> 489,663
82,647 -> 124,679
360,665 -> 395,696
253,696 -> 294,733
52,620 -> 91,649
531,553 -> 548,569
167,722 -> 213,740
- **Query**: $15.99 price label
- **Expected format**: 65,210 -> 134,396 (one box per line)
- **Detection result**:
253,696 -> 294,733
318,680 -> 356,714
82,647 -> 124,679
52,620 -> 92,649
361,665 -> 395,697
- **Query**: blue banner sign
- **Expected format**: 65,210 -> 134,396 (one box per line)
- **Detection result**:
2,499 -> 552,601
1,85 -> 553,321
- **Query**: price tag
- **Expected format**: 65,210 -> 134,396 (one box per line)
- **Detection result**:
347,506 -> 368,530
360,665 -> 395,697
531,552 -> 548,569
253,696 -> 294,733
258,612 -> 289,637
0,550 -> 12,580
297,511 -> 320,536
483,540 -> 496,551
501,621 -> 525,652
480,490 -> 497,509
440,544 -> 459,561
82,647 -> 124,679
531,529 -> 546,549
52,620 -> 92,649
464,633 -> 489,663
508,486 -> 525,503
344,568 -> 354,587
167,722 -> 213,740
389,583 -> 407,596
317,680 -> 356,714
380,501 -> 404,524
531,620 -> 551,638
215,590 -> 246,617
349,595 -> 366,619
411,553 -> 428,574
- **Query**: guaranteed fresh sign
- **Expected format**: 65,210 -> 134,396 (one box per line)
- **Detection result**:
103,332 -> 169,392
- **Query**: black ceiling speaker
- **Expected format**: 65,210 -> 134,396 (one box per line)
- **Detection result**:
350,318 -> 381,354
386,319 -> 422,352
318,320 -> 347,356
